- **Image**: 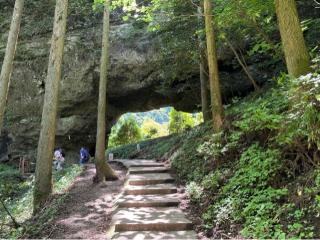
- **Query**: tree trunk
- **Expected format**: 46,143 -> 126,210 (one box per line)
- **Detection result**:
204,0 -> 224,131
200,58 -> 211,122
226,38 -> 260,91
33,0 -> 68,213
275,0 -> 311,77
94,0 -> 118,183
198,6 -> 211,122
0,0 -> 24,134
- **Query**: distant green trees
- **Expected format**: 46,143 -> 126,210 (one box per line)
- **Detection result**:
109,117 -> 143,147
108,108 -> 203,147
141,118 -> 168,139
169,108 -> 195,134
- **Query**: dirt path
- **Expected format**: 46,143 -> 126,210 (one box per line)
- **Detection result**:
44,163 -> 127,239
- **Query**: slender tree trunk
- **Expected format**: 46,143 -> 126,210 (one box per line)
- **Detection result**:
275,0 -> 311,77
94,0 -> 118,183
33,0 -> 68,213
0,0 -> 24,134
204,0 -> 224,131
200,60 -> 211,122
198,6 -> 211,122
226,38 -> 260,91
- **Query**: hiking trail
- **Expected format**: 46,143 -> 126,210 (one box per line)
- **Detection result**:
108,159 -> 197,240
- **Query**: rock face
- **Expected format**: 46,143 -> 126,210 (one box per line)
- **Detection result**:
0,1 -> 276,162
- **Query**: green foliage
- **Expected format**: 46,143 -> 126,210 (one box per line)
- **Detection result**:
201,144 -> 287,238
315,170 -> 320,214
229,87 -> 288,134
186,181 -> 203,203
171,123 -> 214,182
201,170 -> 222,191
141,118 -> 168,139
197,132 -> 223,160
109,117 -> 143,148
169,108 -> 195,134
222,144 -> 282,194
229,72 -> 320,150
53,165 -> 82,193
278,73 -> 320,147
0,165 -> 26,198
240,188 -> 288,238
119,0 -> 283,86
108,108 -> 173,147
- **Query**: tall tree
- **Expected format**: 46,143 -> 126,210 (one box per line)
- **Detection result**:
0,0 -> 24,134
33,0 -> 68,212
198,6 -> 211,122
275,0 -> 311,77
204,0 -> 224,131
94,0 -> 118,182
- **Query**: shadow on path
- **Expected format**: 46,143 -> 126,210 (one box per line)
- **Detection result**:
41,163 -> 126,239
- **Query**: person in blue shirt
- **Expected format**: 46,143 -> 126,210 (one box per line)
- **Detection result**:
79,147 -> 90,165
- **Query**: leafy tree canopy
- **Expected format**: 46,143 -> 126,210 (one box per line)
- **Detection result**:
109,117 -> 143,147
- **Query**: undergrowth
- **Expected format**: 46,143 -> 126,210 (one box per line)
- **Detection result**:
0,164 -> 82,238
114,73 -> 320,238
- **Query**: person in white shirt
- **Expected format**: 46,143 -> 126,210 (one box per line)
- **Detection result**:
53,148 -> 65,171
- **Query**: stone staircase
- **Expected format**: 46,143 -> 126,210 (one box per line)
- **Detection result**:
108,159 -> 197,240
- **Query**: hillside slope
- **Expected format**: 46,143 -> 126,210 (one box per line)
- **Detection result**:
108,74 -> 320,238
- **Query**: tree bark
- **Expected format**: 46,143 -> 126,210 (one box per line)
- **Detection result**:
200,60 -> 211,122
204,0 -> 224,131
33,0 -> 68,213
94,0 -> 118,183
275,0 -> 311,77
198,6 -> 211,122
0,0 -> 24,134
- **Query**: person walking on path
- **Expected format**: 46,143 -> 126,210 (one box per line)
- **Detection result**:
53,148 -> 65,171
79,147 -> 90,166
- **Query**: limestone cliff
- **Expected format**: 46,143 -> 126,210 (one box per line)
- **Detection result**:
0,0 -> 278,161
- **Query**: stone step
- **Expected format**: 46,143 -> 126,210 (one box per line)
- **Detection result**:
128,173 -> 174,186
116,160 -> 164,168
112,231 -> 198,240
112,207 -> 193,232
129,166 -> 169,174
125,184 -> 177,195
117,194 -> 179,208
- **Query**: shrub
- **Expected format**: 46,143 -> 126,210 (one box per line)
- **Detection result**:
186,181 -> 203,202
169,108 -> 195,134
109,117 -> 143,147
